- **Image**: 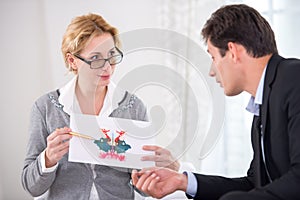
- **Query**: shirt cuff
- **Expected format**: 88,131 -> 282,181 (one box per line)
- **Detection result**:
178,162 -> 196,173
41,149 -> 58,173
183,171 -> 198,198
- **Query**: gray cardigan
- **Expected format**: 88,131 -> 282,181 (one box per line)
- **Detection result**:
22,90 -> 148,200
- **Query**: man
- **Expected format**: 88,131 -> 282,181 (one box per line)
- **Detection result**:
132,4 -> 300,200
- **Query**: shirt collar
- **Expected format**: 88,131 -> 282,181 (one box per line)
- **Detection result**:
58,75 -> 116,116
246,66 -> 267,116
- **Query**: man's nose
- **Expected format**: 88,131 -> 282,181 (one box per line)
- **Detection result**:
209,64 -> 216,77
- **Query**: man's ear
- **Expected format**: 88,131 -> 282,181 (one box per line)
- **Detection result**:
227,42 -> 238,63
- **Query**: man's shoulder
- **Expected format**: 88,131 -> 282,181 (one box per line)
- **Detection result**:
280,57 -> 300,68
277,57 -> 300,77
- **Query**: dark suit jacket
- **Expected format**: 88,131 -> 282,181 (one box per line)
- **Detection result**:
192,54 -> 300,200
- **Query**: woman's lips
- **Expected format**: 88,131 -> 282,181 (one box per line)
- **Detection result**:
98,75 -> 110,80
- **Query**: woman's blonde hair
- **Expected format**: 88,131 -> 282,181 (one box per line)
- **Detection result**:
61,13 -> 120,72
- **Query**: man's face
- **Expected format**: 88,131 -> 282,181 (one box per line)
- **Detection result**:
207,39 -> 243,96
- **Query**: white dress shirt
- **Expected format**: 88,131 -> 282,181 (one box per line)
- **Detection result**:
39,76 -> 116,200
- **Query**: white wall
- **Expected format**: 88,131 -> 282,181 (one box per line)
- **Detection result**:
0,0 -> 50,199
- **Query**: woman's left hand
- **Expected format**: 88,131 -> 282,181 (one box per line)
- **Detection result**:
141,145 -> 180,171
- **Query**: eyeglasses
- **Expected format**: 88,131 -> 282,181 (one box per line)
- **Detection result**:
73,47 -> 123,69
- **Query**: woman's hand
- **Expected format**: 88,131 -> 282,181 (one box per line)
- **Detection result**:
141,145 -> 180,171
45,127 -> 73,168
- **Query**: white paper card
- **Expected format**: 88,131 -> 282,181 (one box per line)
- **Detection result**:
69,113 -> 155,169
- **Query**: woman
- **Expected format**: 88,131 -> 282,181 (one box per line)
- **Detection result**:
21,13 -> 180,199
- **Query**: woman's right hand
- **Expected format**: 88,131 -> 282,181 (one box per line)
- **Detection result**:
45,127 -> 73,168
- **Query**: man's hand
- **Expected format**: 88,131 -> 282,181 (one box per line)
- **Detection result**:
132,167 -> 188,199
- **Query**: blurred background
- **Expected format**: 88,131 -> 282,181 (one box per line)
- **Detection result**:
0,0 -> 299,199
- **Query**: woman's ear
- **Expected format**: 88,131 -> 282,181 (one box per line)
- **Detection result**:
66,53 -> 78,71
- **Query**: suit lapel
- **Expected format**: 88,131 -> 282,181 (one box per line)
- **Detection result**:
261,54 -> 283,135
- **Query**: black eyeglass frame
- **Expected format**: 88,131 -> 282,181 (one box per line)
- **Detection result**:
73,47 -> 123,69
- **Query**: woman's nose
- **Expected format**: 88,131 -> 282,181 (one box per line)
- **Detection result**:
101,60 -> 111,71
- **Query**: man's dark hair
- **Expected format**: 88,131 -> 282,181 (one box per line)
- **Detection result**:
201,4 -> 278,57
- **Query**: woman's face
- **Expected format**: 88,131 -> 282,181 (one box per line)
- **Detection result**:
75,33 -> 120,88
